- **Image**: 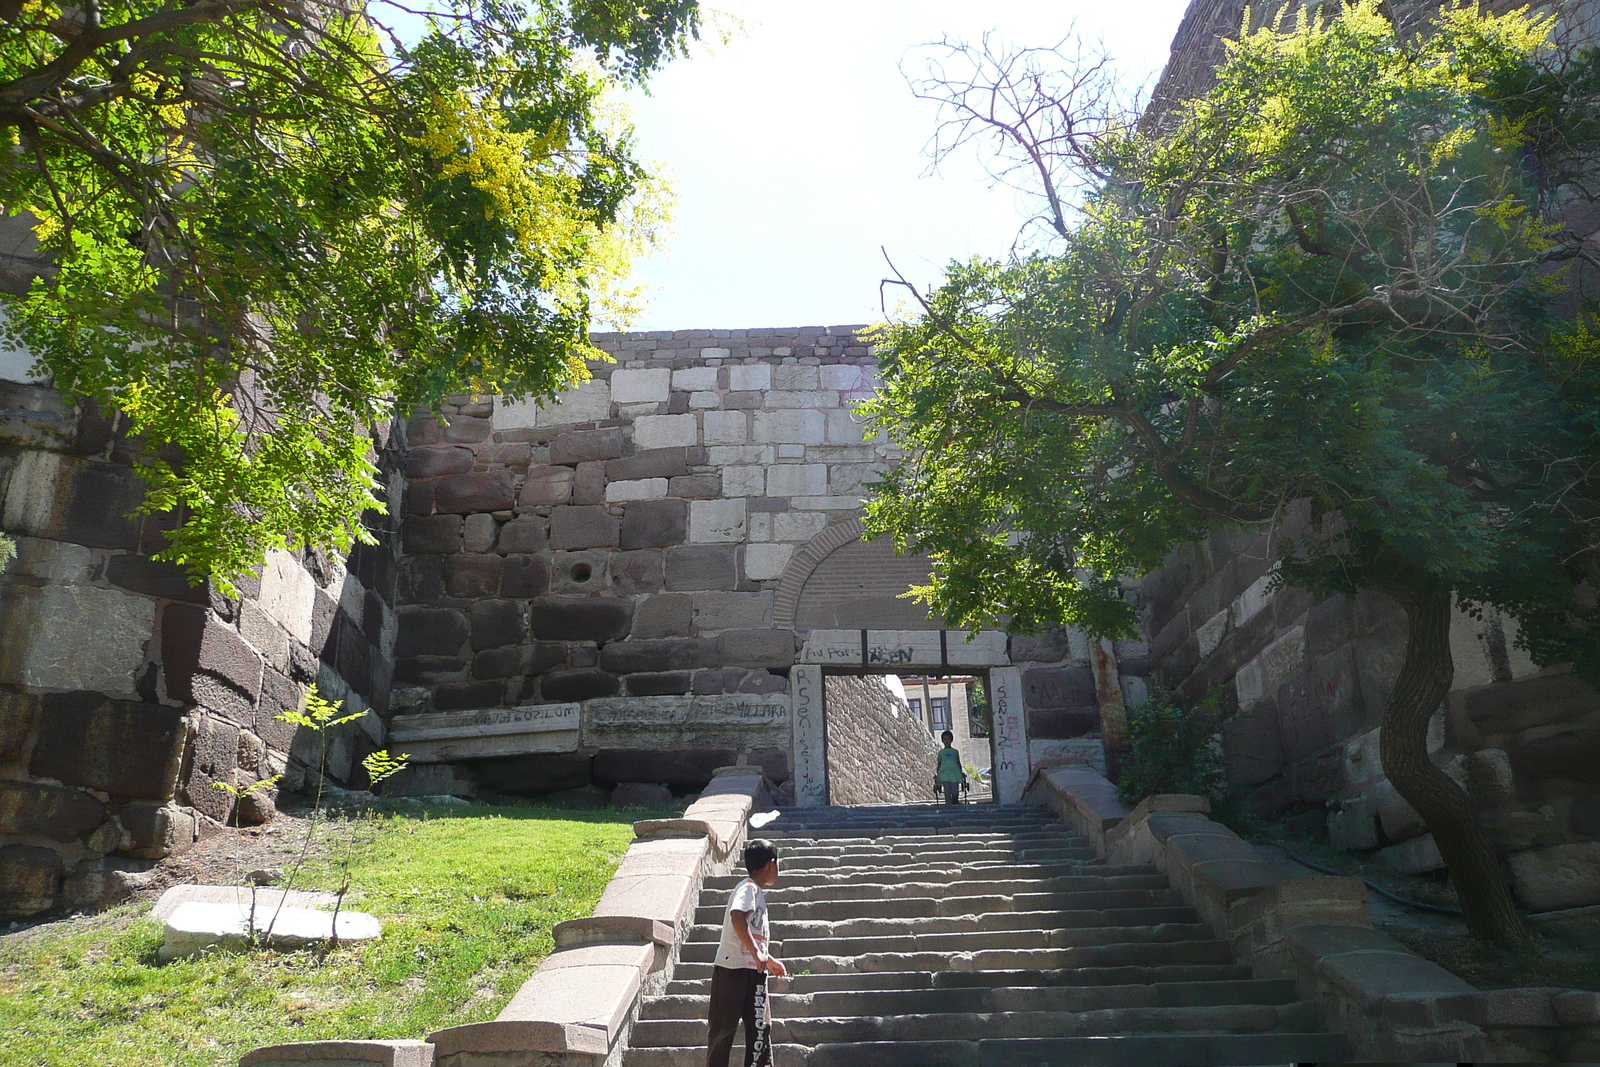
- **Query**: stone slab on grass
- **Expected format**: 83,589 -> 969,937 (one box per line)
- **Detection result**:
152,883 -> 339,923
240,1039 -> 434,1067
159,900 -> 380,961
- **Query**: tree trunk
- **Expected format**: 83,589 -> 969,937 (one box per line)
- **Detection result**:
1380,577 -> 1532,947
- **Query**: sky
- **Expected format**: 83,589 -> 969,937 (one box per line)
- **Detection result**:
619,0 -> 1192,332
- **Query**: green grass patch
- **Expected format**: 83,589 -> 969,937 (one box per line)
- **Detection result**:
0,802 -> 674,1067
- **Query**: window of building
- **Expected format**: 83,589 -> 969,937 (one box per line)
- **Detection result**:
908,698 -> 922,719
930,697 -> 951,732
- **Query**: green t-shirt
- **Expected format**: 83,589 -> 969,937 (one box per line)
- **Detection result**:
935,747 -> 964,784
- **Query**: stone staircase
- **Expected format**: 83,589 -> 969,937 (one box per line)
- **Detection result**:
623,803 -> 1347,1066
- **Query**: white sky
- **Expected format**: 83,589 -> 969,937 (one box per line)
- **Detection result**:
619,0 -> 1191,331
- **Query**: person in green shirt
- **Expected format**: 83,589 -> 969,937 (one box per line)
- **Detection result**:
934,731 -> 965,805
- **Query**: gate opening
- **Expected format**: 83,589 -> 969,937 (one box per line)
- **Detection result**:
820,671 -> 994,806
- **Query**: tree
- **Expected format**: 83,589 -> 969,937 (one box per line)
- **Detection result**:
0,0 -> 696,591
864,3 -> 1600,946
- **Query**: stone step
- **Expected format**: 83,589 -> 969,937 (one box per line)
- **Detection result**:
698,872 -> 1171,900
629,1001 -> 1326,1047
622,1043 -> 809,1067
723,859 -> 1130,881
668,938 -> 1237,981
747,845 -> 1099,868
687,905 -> 1202,940
752,887 -> 1184,922
678,922 -> 1217,963
773,962 -> 1257,994
640,978 -> 1301,1020
803,1033 -> 1350,1066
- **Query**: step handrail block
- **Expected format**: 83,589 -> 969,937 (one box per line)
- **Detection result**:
1024,764 -> 1600,1062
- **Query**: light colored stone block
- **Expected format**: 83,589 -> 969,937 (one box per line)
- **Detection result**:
616,401 -> 660,419
1195,609 -> 1228,658
791,664 -> 826,807
689,391 -> 721,409
160,901 -> 380,961
701,347 -> 732,360
394,729 -> 580,763
1030,738 -> 1107,776
766,464 -> 827,497
0,584 -> 155,696
820,364 -> 866,390
744,543 -> 793,581
611,367 -> 671,403
0,331 -> 37,383
752,409 -> 825,444
748,513 -> 772,541
765,390 -> 838,409
672,367 -> 718,392
788,495 -> 866,511
728,363 -> 770,391
707,445 -> 773,465
389,704 -> 581,743
152,883 -> 339,923
991,666 -> 1029,804
605,478 -> 668,502
702,410 -> 749,446
776,444 -> 806,460
496,380 -> 610,429
1509,841 -> 1600,911
773,512 -> 829,542
692,591 -> 773,632
772,365 -> 819,390
1236,625 -> 1305,709
797,628 -> 1007,668
1232,570 -> 1276,627
633,413 -> 699,449
827,409 -> 870,444
689,498 -> 748,543
828,463 -> 886,494
722,465 -> 765,497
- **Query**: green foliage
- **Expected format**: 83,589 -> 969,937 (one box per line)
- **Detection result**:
277,684 -> 364,734
0,534 -> 13,574
0,0 -> 695,594
1114,690 -> 1229,806
864,2 -> 1600,682
361,749 -> 410,788
0,805 -> 675,1066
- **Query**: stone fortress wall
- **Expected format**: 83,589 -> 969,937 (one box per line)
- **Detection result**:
822,674 -> 943,806
0,329 -> 403,919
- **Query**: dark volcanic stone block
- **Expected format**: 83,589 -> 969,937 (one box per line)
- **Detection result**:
496,516 -> 548,555
405,446 -> 474,479
716,629 -> 795,669
598,638 -> 718,674
1023,666 -> 1098,710
255,669 -> 304,752
0,781 -> 104,842
607,448 -> 688,482
0,845 -> 63,917
665,545 -> 737,591
627,672 -> 692,696
540,669 -> 621,702
31,692 -> 185,800
394,656 -> 469,685
0,689 -> 37,764
445,554 -> 501,598
501,554 -> 551,597
549,427 -> 624,465
160,604 -> 264,712
434,471 -> 515,514
434,681 -> 504,710
529,597 -> 633,643
106,555 -> 210,604
527,642 -> 569,675
1029,707 -> 1101,739
620,499 -> 688,550
404,515 -> 463,554
399,554 -> 445,603
471,599 -> 526,651
470,753 -> 593,794
472,646 -> 528,680
1009,628 -> 1071,664
55,459 -> 144,550
609,551 -> 663,596
550,506 -> 618,549
572,462 -> 606,506
395,606 -> 469,658
668,474 -> 720,499
632,595 -> 692,639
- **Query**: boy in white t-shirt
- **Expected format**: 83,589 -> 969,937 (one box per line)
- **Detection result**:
706,838 -> 785,1067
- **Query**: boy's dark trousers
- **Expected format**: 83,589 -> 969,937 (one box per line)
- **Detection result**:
705,964 -> 771,1067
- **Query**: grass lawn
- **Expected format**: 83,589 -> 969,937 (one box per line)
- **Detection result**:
0,802 -> 674,1067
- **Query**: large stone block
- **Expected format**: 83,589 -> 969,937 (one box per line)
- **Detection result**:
0,845 -> 63,917
572,461 -> 606,506
496,380 -> 610,429
1,452 -> 143,550
608,551 -> 663,596
549,427 -> 624,465
541,669 -> 621,702
0,780 -> 104,842
549,506 -> 618,550
500,554 -> 551,597
1010,628 -> 1072,664
1024,666 -> 1097,710
402,515 -> 462,555
519,465 -> 575,508
119,801 -> 198,859
611,367 -> 671,403
105,554 -> 211,605
634,414 -> 698,449
0,688 -> 36,763
766,464 -> 827,497
529,597 -> 634,643
433,681 -> 505,710
743,543 -> 793,581
1508,841 -> 1600,911
1513,714 -> 1600,782
727,364 -> 770,391
599,639 -> 719,674
627,672 -> 691,696
665,545 -> 738,591
496,516 -> 547,555
1327,792 -> 1380,851
471,600 -> 525,651
689,499 -> 747,543
0,584 -> 155,697
633,595 -> 692,639
31,692 -> 185,800
161,604 -> 264,717
669,474 -> 721,499
692,592 -> 772,634
444,554 -> 501,598
394,606 -> 469,658
550,550 -> 609,595
434,471 -> 515,514
620,499 -> 687,550
608,448 -> 688,482
716,629 -> 795,669
704,410 -> 750,446
405,446 -> 474,478
1374,777 -> 1425,842
752,409 -> 825,444
471,752 -> 593,794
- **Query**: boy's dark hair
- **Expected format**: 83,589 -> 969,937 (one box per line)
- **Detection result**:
941,730 -> 954,745
744,838 -> 778,875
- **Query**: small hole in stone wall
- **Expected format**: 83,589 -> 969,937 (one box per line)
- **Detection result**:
570,562 -> 592,582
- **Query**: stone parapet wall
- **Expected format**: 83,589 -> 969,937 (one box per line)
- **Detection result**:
0,366 -> 403,919
823,674 -> 942,806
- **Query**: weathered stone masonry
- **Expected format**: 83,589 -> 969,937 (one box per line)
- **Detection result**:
822,674 -> 942,807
